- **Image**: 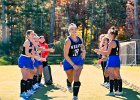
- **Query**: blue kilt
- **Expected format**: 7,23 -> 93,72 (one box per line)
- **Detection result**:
63,56 -> 84,71
18,55 -> 34,69
106,56 -> 120,68
34,59 -> 43,68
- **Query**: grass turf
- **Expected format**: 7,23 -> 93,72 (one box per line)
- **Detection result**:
0,65 -> 140,100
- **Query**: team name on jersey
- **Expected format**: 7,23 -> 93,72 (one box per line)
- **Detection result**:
70,44 -> 81,49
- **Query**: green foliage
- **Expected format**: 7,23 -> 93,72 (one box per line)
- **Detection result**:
87,0 -> 126,29
0,56 -> 11,65
9,32 -> 24,64
0,32 -> 24,64
117,33 -> 129,41
0,0 -> 51,65
53,37 -> 66,55
19,0 -> 50,35
0,0 -> 131,65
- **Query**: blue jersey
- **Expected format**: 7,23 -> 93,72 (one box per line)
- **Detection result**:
68,36 -> 82,57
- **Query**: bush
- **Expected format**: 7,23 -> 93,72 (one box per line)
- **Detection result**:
117,31 -> 129,41
0,56 -> 11,65
0,32 -> 24,65
53,37 -> 66,55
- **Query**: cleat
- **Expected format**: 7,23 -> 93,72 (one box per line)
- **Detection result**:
39,83 -> 44,87
27,90 -> 34,95
33,84 -> 40,90
67,86 -> 73,93
106,92 -> 115,96
101,82 -> 107,86
115,91 -> 123,96
72,96 -> 78,100
104,83 -> 110,89
35,83 -> 40,88
20,92 -> 30,98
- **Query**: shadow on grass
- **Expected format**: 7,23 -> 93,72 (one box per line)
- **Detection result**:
29,84 -> 60,100
115,87 -> 140,100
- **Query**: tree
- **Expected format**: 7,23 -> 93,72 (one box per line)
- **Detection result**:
0,0 -> 51,64
134,0 -> 140,63
50,0 -> 56,47
1,0 -> 7,42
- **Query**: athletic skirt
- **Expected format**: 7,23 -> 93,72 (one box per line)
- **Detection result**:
106,56 -> 120,68
34,59 -> 43,68
18,55 -> 34,69
63,56 -> 84,71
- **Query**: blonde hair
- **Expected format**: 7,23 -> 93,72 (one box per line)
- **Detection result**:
68,23 -> 77,32
26,30 -> 34,38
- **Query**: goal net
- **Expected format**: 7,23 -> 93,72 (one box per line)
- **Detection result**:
120,41 -> 136,65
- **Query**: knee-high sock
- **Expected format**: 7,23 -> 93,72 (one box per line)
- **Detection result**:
67,79 -> 72,87
20,80 -> 27,94
106,77 -> 109,83
27,79 -> 33,90
110,80 -> 114,93
73,81 -> 81,97
37,74 -> 42,84
33,75 -> 37,85
114,79 -> 118,91
118,79 -> 122,92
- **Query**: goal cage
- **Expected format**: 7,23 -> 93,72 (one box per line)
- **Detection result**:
120,41 -> 137,66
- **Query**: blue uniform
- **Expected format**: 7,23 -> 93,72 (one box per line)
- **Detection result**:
18,39 -> 34,69
34,59 -> 43,68
63,36 -> 84,71
33,45 -> 43,68
106,40 -> 120,68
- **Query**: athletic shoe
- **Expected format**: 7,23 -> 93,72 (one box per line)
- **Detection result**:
35,83 -> 40,88
20,92 -> 30,98
39,83 -> 44,87
30,89 -> 36,94
73,96 -> 78,100
105,83 -> 110,89
106,92 -> 115,96
101,82 -> 108,86
67,86 -> 73,93
33,84 -> 40,90
115,91 -> 123,96
27,90 -> 34,95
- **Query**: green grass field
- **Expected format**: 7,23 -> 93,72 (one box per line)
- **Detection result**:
0,65 -> 140,100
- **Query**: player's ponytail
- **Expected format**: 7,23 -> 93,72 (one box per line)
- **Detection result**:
25,30 -> 34,39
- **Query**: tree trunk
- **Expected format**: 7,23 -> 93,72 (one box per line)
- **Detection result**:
82,20 -> 85,43
134,0 -> 140,64
1,0 -> 7,42
49,0 -> 56,47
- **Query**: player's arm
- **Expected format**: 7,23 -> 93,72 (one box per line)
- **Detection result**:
94,41 -> 115,55
35,46 -> 45,51
42,43 -> 54,53
101,55 -> 108,61
45,48 -> 55,52
64,38 -> 75,66
32,46 -> 46,61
